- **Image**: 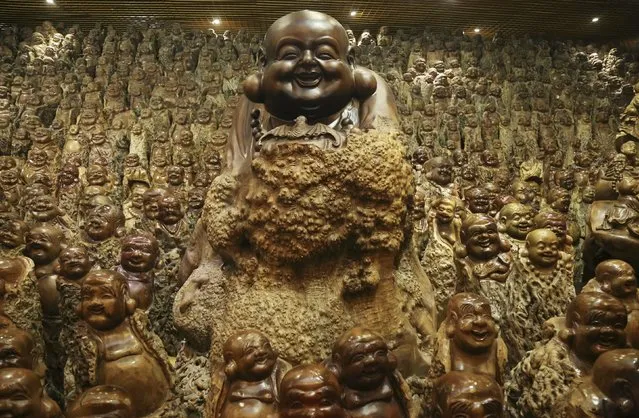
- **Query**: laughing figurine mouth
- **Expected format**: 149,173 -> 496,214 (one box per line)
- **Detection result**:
295,71 -> 322,87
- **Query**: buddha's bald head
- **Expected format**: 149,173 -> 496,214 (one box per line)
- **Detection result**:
244,10 -> 376,123
264,11 -> 350,62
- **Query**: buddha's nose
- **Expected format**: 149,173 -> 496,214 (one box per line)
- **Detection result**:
300,50 -> 315,67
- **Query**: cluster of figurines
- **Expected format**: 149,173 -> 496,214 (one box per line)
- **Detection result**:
0,7 -> 638,418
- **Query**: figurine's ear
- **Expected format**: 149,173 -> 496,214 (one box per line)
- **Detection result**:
454,243 -> 467,258
353,67 -> 377,102
565,234 -> 573,246
558,328 -> 574,345
601,280 -> 611,293
114,226 -> 126,239
224,359 -> 238,378
125,297 -> 136,315
500,239 -> 511,252
445,316 -> 456,338
326,354 -> 342,378
243,72 -> 264,104
521,248 -> 529,259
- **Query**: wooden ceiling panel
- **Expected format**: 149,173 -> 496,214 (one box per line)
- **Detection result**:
0,0 -> 637,39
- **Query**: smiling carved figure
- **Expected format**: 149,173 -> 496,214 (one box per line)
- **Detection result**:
327,327 -> 412,418
433,293 -> 507,386
75,270 -> 172,417
505,228 -> 575,363
506,291 -> 628,418
212,330 -> 290,418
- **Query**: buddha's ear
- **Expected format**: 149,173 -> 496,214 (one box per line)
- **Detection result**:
558,327 -> 574,345
446,316 -> 457,338
243,72 -> 264,104
600,280 -> 611,293
326,354 -> 342,378
353,67 -> 377,102
125,297 -> 136,315
224,357 -> 238,378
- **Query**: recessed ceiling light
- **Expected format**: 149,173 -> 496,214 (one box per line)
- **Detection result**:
474,28 -> 480,33
592,17 -> 600,23
46,0 -> 55,4
350,11 -> 357,17
212,18 -> 221,25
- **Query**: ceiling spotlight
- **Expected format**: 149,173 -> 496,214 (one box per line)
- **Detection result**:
212,18 -> 221,25
592,17 -> 600,23
350,11 -> 357,17
46,0 -> 55,4
474,28 -> 480,33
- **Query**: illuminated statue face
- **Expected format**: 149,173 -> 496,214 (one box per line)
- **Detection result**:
571,295 -> 628,364
436,199 -> 456,224
449,294 -> 497,354
58,247 -> 92,280
465,220 -> 501,260
225,331 -> 277,381
280,365 -> 346,418
121,237 -> 157,273
80,272 -> 129,331
24,226 -> 62,265
500,204 -> 533,240
0,368 -> 45,418
259,11 -> 356,122
525,229 -> 559,268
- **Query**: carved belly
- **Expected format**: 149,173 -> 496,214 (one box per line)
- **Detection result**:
220,399 -> 277,418
349,400 -> 404,418
103,354 -> 169,416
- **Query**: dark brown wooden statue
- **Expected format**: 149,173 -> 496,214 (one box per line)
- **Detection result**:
327,327 -> 412,417
66,385 -> 135,418
212,330 -> 291,418
433,371 -> 504,418
434,293 -> 507,384
455,214 -> 512,320
23,223 -> 65,280
0,326 -> 34,370
583,259 -> 639,349
506,292 -> 628,417
0,368 -> 62,417
75,270 -> 173,417
115,232 -> 159,311
279,364 -> 347,418
81,203 -> 124,269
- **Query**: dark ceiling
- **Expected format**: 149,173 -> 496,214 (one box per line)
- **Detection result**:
1,0 -> 638,40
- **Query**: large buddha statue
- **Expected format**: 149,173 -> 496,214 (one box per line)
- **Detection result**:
174,10 -> 434,398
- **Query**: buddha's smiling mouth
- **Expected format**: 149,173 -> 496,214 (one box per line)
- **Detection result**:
295,71 -> 322,88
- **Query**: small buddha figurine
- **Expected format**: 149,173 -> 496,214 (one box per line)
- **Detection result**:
433,371 -> 505,418
186,187 -> 206,230
115,233 -> 159,311
56,245 -> 93,320
66,385 -> 135,418
506,228 -> 575,363
506,292 -> 628,418
497,202 -> 535,252
0,326 -> 35,370
81,203 -> 124,269
122,182 -> 149,231
422,197 -> 461,318
559,348 -> 639,418
0,368 -> 62,418
464,187 -> 492,215
433,293 -> 507,385
23,223 -> 65,280
141,187 -> 168,233
75,270 -> 172,417
155,193 -> 189,255
279,364 -> 348,418
454,214 -> 512,321
212,330 -> 291,418
533,211 -> 573,253
327,327 -> 412,418
0,217 -> 27,257
420,157 -> 455,212
583,260 -> 639,349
